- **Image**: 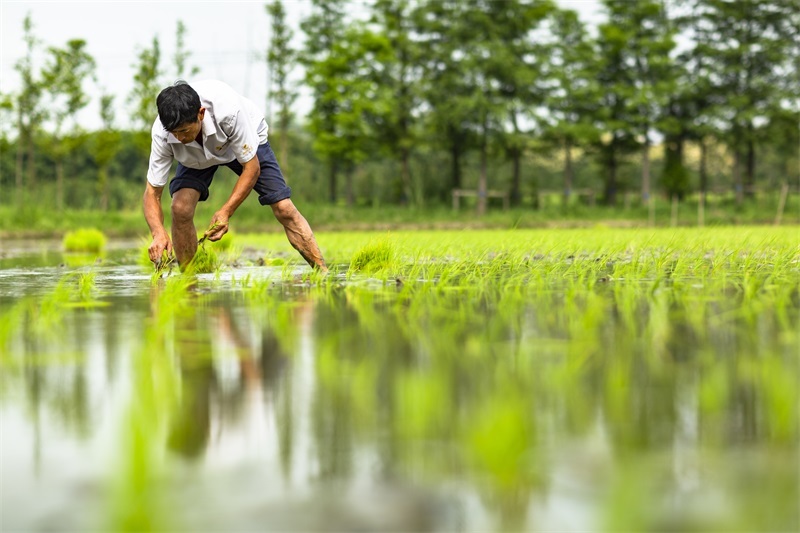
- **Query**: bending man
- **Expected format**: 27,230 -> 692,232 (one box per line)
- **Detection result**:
143,79 -> 326,271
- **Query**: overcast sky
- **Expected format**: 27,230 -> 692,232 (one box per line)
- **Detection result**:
0,0 -> 604,131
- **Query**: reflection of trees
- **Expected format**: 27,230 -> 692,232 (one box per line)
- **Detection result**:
301,282 -> 799,529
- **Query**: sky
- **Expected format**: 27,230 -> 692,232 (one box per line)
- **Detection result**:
0,0 -> 604,131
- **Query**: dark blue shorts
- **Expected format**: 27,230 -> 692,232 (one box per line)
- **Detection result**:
169,141 -> 292,206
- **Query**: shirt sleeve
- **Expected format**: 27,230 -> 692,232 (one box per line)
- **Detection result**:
221,106 -> 259,164
146,133 -> 174,187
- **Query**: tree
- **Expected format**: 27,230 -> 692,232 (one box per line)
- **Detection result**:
304,23 -> 384,206
366,0 -> 423,205
93,92 -> 121,211
13,13 -> 45,201
173,20 -> 200,80
415,0 -> 524,215
41,39 -> 96,210
688,0 -> 799,202
593,11 -> 639,205
300,0 -> 347,203
660,1 -> 717,200
542,8 -> 601,207
266,0 -> 298,173
598,0 -> 676,206
129,36 -> 162,165
490,0 -> 554,207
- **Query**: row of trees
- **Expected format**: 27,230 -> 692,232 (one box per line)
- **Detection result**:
2,0 -> 799,213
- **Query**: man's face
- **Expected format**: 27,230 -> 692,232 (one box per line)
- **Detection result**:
169,108 -> 205,144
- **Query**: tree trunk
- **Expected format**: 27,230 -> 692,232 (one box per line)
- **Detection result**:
56,157 -> 64,211
280,118 -> 289,179
345,164 -> 354,207
641,137 -> 651,202
400,149 -> 412,206
450,142 -> 462,191
328,160 -> 337,204
734,150 -> 743,206
509,149 -> 521,207
699,138 -> 708,194
604,141 -> 618,206
477,135 -> 488,217
745,136 -> 756,199
99,165 -> 109,212
563,137 -> 573,208
26,131 -> 36,189
15,119 -> 25,206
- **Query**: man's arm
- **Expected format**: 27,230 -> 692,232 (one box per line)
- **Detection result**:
205,156 -> 259,241
143,181 -> 173,263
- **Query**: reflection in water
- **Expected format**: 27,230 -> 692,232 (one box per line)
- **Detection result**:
0,270 -> 798,531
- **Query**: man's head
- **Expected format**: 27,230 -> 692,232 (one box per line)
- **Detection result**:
157,81 -> 205,144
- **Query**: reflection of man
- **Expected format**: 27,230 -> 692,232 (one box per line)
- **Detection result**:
167,305 -> 216,459
143,79 -> 327,271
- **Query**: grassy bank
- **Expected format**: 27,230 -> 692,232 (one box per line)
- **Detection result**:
1,191 -> 798,238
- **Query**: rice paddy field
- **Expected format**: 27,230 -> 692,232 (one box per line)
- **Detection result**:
1,226 -> 798,532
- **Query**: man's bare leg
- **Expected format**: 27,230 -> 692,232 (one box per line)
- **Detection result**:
270,199 -> 327,271
171,188 -> 201,269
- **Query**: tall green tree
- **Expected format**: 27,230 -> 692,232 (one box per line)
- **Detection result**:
661,2 -> 717,199
13,13 -> 45,199
128,36 -> 162,167
173,20 -> 199,80
688,0 -> 799,201
300,0 -> 347,203
542,8 -> 600,206
93,92 -> 121,211
266,0 -> 298,172
599,0 -> 676,205
491,0 -> 554,207
593,9 -> 639,205
304,23 -> 384,206
367,0 -> 421,205
415,0 -> 537,215
413,0 -> 476,200
41,39 -> 96,210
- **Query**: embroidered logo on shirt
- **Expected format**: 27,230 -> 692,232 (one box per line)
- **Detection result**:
242,144 -> 251,154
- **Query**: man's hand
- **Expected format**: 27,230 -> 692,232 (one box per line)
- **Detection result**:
148,231 -> 173,264
205,210 -> 230,242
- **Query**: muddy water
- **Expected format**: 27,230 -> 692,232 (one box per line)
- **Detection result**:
1,241 -> 798,531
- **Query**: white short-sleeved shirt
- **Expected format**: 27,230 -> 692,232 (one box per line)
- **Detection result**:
146,80 -> 269,188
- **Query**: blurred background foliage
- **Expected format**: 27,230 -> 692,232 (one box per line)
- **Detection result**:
1,0 -> 799,222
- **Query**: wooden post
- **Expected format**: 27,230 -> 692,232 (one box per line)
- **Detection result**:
774,182 -> 789,226
452,190 -> 459,211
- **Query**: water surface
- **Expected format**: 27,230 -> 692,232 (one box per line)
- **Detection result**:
1,239 -> 798,531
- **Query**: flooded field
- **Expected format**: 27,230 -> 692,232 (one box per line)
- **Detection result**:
1,228 -> 798,531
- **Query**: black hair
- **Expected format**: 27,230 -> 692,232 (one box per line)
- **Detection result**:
156,80 -> 201,131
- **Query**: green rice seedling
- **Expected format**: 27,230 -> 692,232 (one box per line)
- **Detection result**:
183,244 -> 219,275
63,228 -> 107,253
349,235 -> 397,275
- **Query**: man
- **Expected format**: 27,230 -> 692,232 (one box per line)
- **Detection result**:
143,79 -> 327,271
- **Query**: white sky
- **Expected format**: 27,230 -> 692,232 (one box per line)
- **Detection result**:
0,0 -> 604,131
